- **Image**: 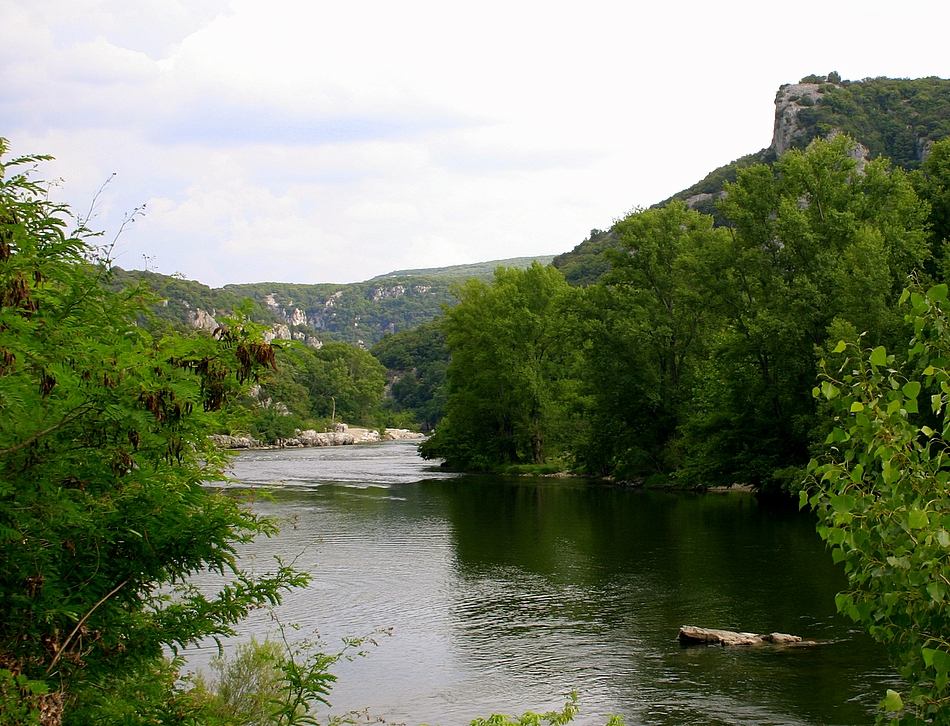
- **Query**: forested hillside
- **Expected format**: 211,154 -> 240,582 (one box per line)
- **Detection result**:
111,255 -> 553,347
553,74 -> 950,285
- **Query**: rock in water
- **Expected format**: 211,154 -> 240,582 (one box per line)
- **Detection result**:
678,625 -> 809,646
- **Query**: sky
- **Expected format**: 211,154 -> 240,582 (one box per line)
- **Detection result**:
2,1 -> 949,287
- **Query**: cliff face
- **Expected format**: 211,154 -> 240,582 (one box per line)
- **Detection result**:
771,82 -> 825,155
553,74 -> 950,286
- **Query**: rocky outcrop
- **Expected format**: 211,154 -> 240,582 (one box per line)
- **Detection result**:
678,625 -> 815,647
210,433 -> 262,449
210,425 -> 424,450
371,285 -> 406,302
771,82 -> 824,155
288,307 -> 308,326
263,323 -> 291,342
382,428 -> 426,441
190,308 -> 218,333
281,427 -> 384,446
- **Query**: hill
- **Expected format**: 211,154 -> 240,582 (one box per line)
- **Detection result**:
111,255 -> 556,346
553,74 -> 950,285
371,255 -> 554,281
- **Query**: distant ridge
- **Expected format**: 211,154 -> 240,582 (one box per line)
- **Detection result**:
371,255 -> 556,281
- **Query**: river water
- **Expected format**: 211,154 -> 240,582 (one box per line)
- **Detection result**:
188,441 -> 895,725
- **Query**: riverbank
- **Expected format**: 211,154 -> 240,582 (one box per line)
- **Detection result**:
210,425 -> 425,450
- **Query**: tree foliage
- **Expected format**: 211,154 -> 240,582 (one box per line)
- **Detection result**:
679,136 -> 928,491
371,320 -> 448,431
574,203 -> 726,478
421,264 -> 582,469
0,141 -> 306,723
807,284 -> 950,722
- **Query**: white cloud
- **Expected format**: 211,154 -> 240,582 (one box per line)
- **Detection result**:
2,0 -> 949,286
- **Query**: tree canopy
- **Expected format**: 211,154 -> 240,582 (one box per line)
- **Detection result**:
0,141 -> 305,723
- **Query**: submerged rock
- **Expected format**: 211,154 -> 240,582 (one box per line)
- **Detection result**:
678,625 -> 815,647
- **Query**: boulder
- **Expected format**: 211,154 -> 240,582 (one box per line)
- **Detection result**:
381,428 -> 426,441
678,625 -> 813,647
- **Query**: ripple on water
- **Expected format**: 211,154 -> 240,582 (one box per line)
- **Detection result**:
183,442 -> 891,725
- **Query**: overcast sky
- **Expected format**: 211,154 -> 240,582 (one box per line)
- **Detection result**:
2,1 -> 949,287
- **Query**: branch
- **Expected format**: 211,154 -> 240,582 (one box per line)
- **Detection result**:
0,404 -> 93,457
46,578 -> 129,675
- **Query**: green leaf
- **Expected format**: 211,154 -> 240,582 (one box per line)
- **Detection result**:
831,494 -> 855,514
921,425 -> 935,437
833,340 -> 847,354
850,401 -> 864,413
902,381 -> 921,399
908,509 -> 929,530
883,689 -> 903,713
870,346 -> 887,367
821,381 -> 840,400
937,529 -> 950,548
928,283 -> 948,302
927,581 -> 946,602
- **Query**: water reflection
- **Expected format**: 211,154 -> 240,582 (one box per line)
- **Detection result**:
186,443 -> 892,725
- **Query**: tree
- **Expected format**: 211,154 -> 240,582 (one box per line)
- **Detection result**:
0,141 -> 305,723
913,138 -> 950,280
574,203 -> 726,478
371,320 -> 448,431
680,135 -> 929,491
808,283 -> 950,722
302,342 -> 386,425
421,264 -> 581,470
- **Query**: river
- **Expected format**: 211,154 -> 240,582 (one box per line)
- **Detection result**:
187,441 -> 895,725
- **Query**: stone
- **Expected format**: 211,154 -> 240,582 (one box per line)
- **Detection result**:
678,625 -> 811,647
381,428 -> 426,441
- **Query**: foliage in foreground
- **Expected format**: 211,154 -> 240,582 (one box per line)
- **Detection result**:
185,624 -> 388,726
469,692 -> 623,726
808,284 -> 950,722
0,141 -> 308,723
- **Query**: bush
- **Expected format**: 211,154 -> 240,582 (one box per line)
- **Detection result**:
807,284 -> 950,721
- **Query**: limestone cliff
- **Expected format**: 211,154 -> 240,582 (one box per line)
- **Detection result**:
771,82 -> 825,155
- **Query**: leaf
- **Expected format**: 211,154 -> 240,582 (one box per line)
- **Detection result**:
902,381 -> 921,399
882,689 -> 903,713
833,340 -> 847,354
928,283 -> 948,302
850,401 -> 864,413
927,581 -> 946,602
937,529 -> 950,548
921,425 -> 935,437
870,346 -> 887,367
831,494 -> 855,514
908,509 -> 929,530
821,381 -> 840,400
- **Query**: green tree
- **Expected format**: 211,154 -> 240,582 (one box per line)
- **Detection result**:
681,135 -> 929,491
808,283 -> 950,722
0,142 -> 305,723
422,264 -> 581,470
303,342 -> 386,425
371,320 -> 448,431
913,138 -> 950,280
575,203 -> 726,478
